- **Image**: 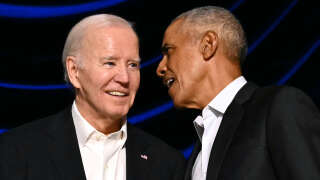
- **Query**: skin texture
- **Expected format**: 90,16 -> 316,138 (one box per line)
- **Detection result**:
66,25 -> 140,134
156,19 -> 241,109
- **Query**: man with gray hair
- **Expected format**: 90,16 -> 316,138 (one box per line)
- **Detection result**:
156,6 -> 320,180
0,14 -> 185,180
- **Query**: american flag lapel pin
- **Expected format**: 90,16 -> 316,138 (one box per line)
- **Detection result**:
140,154 -> 148,160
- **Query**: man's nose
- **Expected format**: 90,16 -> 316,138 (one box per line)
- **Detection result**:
156,58 -> 167,77
114,66 -> 129,85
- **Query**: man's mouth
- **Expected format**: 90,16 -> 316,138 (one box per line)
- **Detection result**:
164,78 -> 175,88
106,91 -> 128,97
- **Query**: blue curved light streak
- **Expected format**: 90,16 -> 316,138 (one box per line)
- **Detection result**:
0,82 -> 71,90
0,129 -> 7,134
248,0 -> 298,54
277,38 -> 320,85
128,101 -> 173,124
0,0 -> 126,19
140,55 -> 163,69
229,0 -> 246,12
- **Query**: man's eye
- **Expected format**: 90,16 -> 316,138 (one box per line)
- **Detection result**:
104,61 -> 115,66
129,62 -> 140,68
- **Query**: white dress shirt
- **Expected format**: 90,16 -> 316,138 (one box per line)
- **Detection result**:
192,76 -> 247,180
72,102 -> 127,180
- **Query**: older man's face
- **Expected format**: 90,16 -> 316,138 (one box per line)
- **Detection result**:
74,26 -> 140,120
156,19 -> 207,109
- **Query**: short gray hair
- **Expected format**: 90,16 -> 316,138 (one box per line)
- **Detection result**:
62,14 -> 134,83
173,6 -> 247,63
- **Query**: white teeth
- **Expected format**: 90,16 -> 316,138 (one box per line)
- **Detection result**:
166,78 -> 174,88
108,91 -> 126,96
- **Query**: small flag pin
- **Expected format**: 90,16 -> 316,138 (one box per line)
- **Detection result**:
140,154 -> 148,160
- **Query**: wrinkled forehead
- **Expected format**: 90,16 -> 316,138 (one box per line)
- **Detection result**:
78,25 -> 139,61
85,24 -> 136,40
80,25 -> 138,50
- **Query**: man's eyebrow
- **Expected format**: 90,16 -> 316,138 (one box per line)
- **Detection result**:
161,44 -> 173,53
101,56 -> 141,62
130,58 -> 141,62
101,56 -> 119,61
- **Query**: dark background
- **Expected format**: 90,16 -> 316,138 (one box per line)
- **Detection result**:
0,0 -> 319,155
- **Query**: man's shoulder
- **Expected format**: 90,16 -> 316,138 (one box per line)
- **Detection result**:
250,84 -> 306,102
247,82 -> 307,101
240,84 -> 316,114
257,84 -> 299,93
0,108 -> 70,144
251,85 -> 319,121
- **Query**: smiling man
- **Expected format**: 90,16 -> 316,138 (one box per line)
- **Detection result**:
0,14 -> 185,180
157,6 -> 320,180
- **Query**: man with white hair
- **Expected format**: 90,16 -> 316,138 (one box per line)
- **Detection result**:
0,14 -> 186,180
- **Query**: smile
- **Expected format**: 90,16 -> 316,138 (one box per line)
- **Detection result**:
107,91 -> 128,97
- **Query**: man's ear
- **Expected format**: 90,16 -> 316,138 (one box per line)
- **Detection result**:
200,31 -> 218,60
66,56 -> 81,89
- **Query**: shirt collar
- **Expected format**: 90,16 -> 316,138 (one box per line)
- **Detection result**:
193,76 -> 247,140
207,76 -> 247,115
72,101 -> 127,148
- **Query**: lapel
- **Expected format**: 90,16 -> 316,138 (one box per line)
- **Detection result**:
126,125 -> 151,180
184,141 -> 201,180
206,82 -> 258,180
45,108 -> 87,180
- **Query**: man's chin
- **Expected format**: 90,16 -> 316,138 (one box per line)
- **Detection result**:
111,111 -> 128,119
171,96 -> 200,110
171,97 -> 186,109
106,107 -> 129,120
173,104 -> 185,110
